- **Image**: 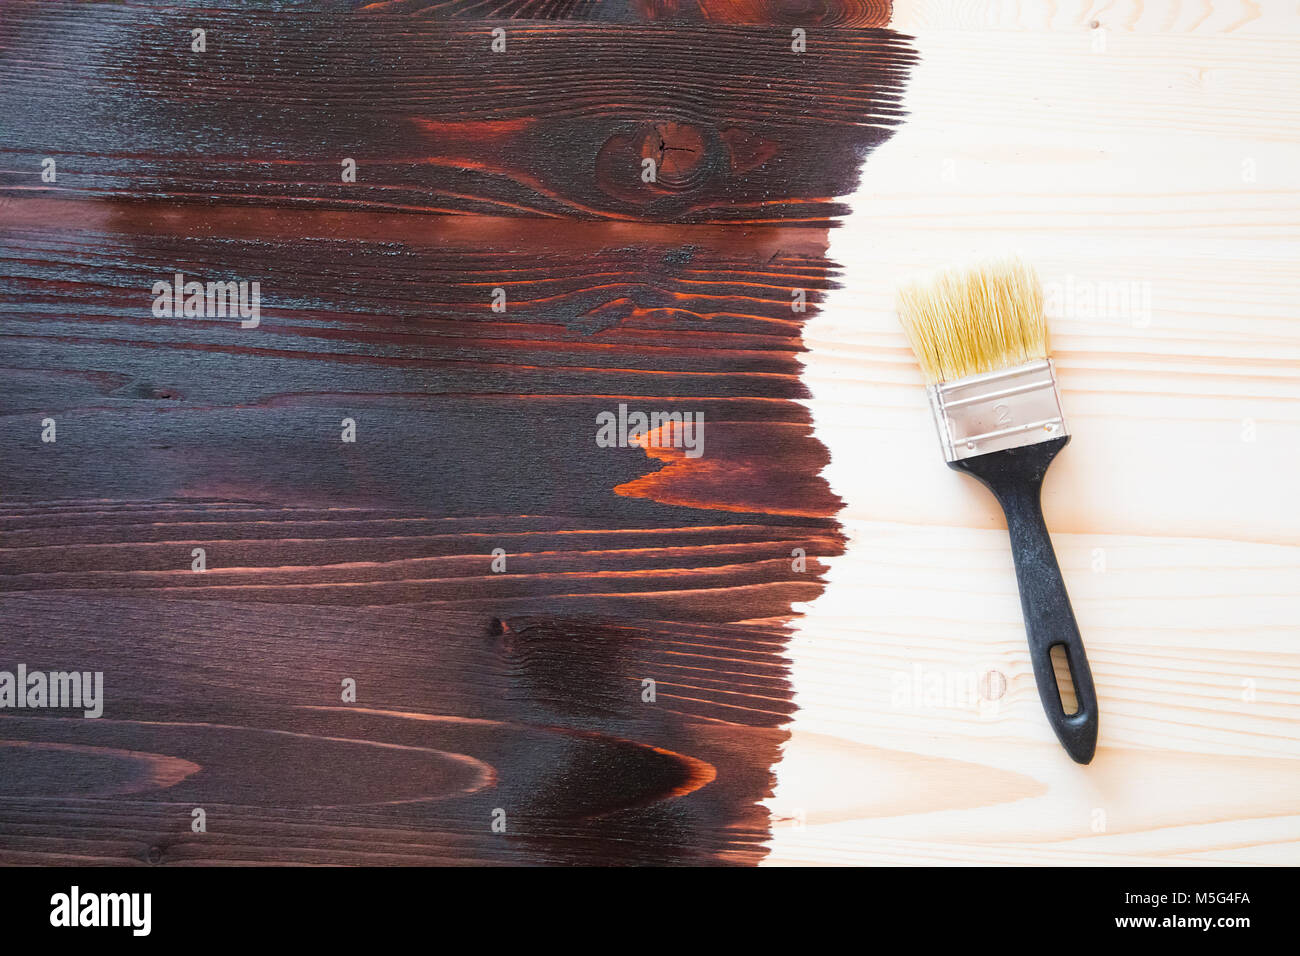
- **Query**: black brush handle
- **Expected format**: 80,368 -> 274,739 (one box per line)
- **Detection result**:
950,436 -> 1098,764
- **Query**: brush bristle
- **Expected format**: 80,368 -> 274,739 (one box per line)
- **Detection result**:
896,256 -> 1048,385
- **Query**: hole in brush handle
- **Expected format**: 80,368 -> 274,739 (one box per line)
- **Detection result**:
1049,642 -> 1080,716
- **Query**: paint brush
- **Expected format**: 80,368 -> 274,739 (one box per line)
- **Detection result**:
896,256 -> 1099,764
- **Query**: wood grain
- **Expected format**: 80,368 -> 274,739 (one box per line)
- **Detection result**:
0,210 -> 843,861
0,1 -> 913,864
361,0 -> 893,24
1,593 -> 792,864
0,3 -> 913,222
767,0 -> 1300,865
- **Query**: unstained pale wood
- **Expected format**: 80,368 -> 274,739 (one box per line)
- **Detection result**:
766,0 -> 1300,865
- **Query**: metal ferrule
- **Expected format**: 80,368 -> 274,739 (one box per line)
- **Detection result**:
926,358 -> 1068,462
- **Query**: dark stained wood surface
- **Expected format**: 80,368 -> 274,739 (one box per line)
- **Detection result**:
2,594 -> 791,864
0,1 -> 911,864
0,5 -> 913,221
354,0 -> 893,25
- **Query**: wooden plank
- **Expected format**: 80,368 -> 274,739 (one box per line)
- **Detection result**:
55,0 -> 894,26
359,0 -> 894,25
0,2 -> 914,221
0,204 -> 844,611
0,593 -> 787,864
768,0 -> 1300,865
0,194 -> 853,860
892,0 -> 1300,35
0,0 -> 917,864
